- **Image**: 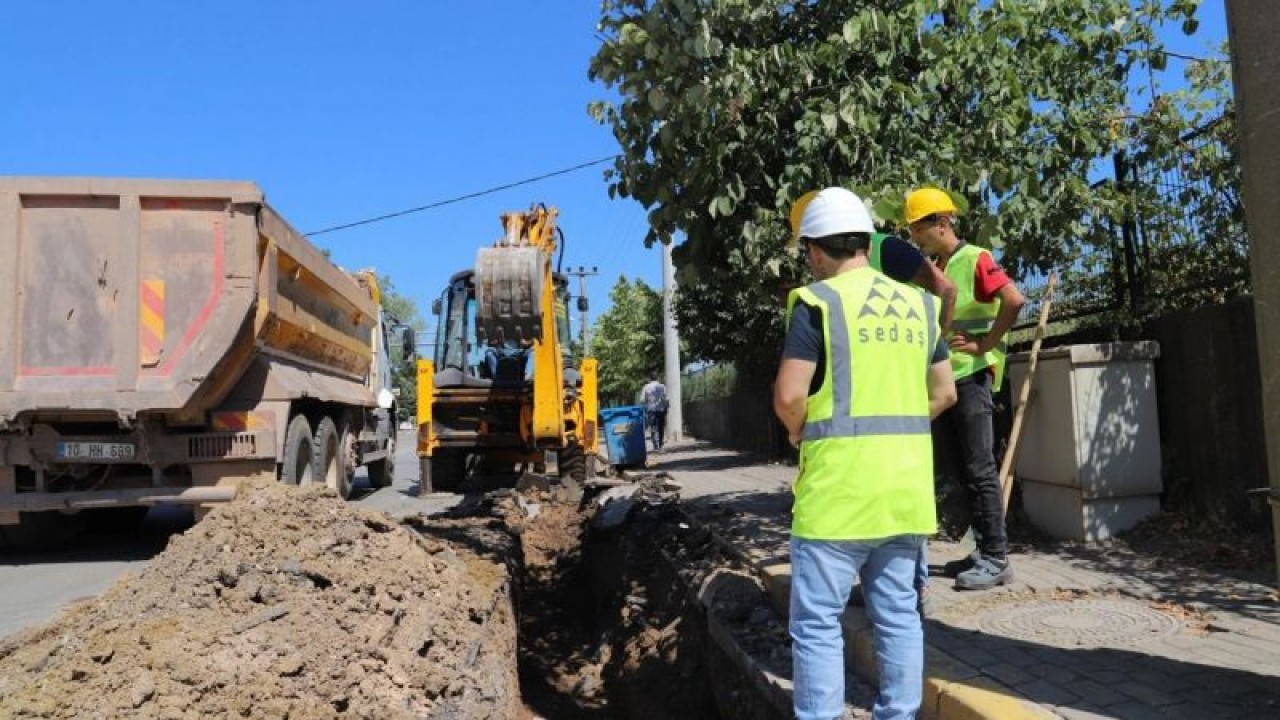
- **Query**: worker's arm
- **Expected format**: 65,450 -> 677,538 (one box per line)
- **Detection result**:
927,359 -> 957,420
774,358 -> 816,447
880,237 -> 956,335
950,283 -> 1026,356
910,261 -> 957,336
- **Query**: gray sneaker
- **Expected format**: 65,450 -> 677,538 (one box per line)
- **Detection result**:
941,550 -> 980,578
955,555 -> 1013,590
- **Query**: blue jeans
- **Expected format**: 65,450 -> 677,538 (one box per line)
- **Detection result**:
791,535 -> 925,720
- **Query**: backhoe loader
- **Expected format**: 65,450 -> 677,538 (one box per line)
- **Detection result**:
416,204 -> 598,493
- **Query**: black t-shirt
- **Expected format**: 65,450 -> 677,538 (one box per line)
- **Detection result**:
878,234 -> 927,284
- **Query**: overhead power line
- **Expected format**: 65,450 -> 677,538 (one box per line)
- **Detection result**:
306,154 -> 620,237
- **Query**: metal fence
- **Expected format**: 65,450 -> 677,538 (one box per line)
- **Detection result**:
1014,116 -> 1248,333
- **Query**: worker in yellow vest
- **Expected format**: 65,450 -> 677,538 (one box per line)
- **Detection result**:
792,190 -> 957,335
905,187 -> 1026,591
775,187 -> 956,720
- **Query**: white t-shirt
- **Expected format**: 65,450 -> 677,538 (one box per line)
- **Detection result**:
642,380 -> 668,412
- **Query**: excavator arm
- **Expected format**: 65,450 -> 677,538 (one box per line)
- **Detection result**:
474,205 -> 567,447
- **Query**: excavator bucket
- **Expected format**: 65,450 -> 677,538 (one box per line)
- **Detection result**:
475,245 -> 544,346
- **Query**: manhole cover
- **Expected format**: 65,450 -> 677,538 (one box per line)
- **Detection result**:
976,598 -> 1182,648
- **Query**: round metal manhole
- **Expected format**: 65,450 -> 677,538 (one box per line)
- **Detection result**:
975,598 -> 1182,648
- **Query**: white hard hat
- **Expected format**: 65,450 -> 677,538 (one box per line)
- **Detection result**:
793,187 -> 875,242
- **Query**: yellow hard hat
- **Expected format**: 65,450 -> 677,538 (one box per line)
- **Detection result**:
788,190 -> 818,246
904,187 -> 960,224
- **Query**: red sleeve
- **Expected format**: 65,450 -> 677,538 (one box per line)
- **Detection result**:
973,252 -> 1011,303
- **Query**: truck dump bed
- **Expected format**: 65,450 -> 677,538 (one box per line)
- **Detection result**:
0,177 -> 378,426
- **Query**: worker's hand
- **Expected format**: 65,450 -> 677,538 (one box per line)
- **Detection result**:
948,331 -> 986,357
788,431 -> 802,448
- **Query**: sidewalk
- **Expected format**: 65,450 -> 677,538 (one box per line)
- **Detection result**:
647,439 -> 1280,720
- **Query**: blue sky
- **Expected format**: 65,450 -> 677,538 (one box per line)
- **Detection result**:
1,1 -> 1227,338
1,2 -> 655,337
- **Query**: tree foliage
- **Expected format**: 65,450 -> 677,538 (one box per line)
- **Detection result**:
379,274 -> 426,421
591,276 -> 663,406
588,0 -> 1210,377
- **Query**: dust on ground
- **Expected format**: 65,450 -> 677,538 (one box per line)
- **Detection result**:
0,482 -> 519,720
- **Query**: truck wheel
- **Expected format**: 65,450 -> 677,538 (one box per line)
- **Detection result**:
366,432 -> 395,489
281,414 -> 316,485
429,450 -> 467,492
314,417 -> 352,499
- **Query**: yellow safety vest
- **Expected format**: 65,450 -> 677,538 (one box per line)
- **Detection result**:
944,243 -> 1007,390
786,267 -> 939,540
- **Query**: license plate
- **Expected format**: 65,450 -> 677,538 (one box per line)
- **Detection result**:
57,442 -> 136,461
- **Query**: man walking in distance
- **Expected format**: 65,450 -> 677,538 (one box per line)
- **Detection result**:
775,187 -> 956,720
905,187 -> 1025,591
641,372 -> 668,451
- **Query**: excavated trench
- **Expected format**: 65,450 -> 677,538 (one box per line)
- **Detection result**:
0,478 -> 791,720
507,477 -> 792,720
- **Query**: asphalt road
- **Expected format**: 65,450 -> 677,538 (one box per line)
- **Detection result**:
0,429 -> 460,640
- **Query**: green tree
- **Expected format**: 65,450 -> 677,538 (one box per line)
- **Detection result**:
591,276 -> 663,405
588,0 -> 1209,379
378,274 -> 426,422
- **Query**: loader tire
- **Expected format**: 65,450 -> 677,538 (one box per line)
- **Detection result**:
281,415 -> 316,486
558,437 -> 587,484
428,450 -> 467,493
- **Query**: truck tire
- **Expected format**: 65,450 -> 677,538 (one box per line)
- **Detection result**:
281,414 -> 316,486
427,450 -> 467,493
366,432 -> 395,489
314,417 -> 352,499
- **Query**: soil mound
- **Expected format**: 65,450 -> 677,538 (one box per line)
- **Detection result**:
0,483 -> 517,719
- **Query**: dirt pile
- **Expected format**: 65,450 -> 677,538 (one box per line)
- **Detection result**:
0,483 -> 518,719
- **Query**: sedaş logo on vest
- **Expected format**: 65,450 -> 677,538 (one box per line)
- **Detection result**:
855,278 -> 927,347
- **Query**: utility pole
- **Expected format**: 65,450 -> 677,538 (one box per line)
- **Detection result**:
661,241 -> 683,442
566,266 -> 598,356
1225,0 -> 1280,583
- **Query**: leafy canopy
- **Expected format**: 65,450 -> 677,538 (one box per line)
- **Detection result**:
589,0 -> 1207,377
379,274 -> 426,421
591,276 -> 663,406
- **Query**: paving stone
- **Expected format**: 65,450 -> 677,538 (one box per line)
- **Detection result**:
1116,680 -> 1181,707
1100,700 -> 1176,720
983,662 -> 1035,687
1053,704 -> 1113,720
1065,679 -> 1127,708
1010,678 -> 1079,707
1023,662 -> 1080,686
949,646 -> 999,667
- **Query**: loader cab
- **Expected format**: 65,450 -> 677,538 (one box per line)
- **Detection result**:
430,270 -> 575,389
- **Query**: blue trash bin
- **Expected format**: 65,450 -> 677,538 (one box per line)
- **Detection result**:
599,405 -> 648,468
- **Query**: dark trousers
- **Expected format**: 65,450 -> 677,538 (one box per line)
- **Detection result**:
932,370 -> 1007,559
646,410 -> 667,449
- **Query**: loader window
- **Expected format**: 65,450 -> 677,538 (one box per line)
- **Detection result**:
437,284 -> 472,372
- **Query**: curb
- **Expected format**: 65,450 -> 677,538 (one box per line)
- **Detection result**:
759,562 -> 1056,720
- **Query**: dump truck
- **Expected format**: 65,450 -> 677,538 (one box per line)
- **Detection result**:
417,204 -> 598,493
0,177 -> 409,537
